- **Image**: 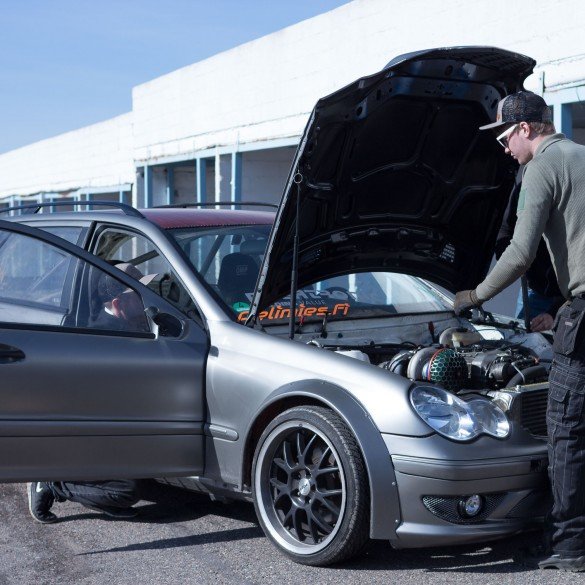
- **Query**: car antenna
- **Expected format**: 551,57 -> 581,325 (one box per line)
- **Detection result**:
289,171 -> 303,340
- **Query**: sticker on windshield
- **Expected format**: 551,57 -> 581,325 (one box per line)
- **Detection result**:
237,302 -> 350,323
232,301 -> 250,312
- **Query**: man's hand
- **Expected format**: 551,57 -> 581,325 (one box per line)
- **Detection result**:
530,312 -> 554,332
454,289 -> 481,315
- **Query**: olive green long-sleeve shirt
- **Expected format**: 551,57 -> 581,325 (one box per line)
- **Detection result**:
476,133 -> 585,302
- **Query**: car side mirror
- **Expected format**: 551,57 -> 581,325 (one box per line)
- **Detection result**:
145,306 -> 184,338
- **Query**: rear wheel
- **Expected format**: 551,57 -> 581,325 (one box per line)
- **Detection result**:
252,406 -> 369,566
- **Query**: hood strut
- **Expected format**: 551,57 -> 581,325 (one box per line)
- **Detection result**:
289,172 -> 303,339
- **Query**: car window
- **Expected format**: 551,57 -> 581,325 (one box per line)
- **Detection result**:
92,227 -> 198,319
0,230 -> 71,310
0,229 -> 150,334
237,272 -> 452,325
42,226 -> 86,245
168,225 -> 270,312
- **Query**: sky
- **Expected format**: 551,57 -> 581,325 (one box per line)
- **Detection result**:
0,0 -> 351,154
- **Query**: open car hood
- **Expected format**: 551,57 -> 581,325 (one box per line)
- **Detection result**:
249,46 -> 535,318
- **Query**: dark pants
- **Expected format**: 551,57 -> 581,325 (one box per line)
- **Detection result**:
547,299 -> 585,556
49,480 -> 139,510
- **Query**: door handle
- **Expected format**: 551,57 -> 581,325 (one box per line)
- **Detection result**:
0,343 -> 25,363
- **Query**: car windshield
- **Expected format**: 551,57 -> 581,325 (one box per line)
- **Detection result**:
167,226 -> 452,322
240,272 -> 453,325
167,224 -> 271,309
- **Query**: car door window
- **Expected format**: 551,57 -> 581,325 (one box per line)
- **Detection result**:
0,229 -> 150,334
169,225 -> 269,311
92,227 -> 198,318
42,226 -> 86,245
0,231 -> 71,311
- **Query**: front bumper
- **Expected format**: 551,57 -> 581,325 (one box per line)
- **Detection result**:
383,435 -> 548,549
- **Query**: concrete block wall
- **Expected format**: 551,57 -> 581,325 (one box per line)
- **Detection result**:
0,113 -> 133,199
214,155 -> 231,204
131,0 -> 585,164
242,148 -> 295,205
151,168 -> 168,207
173,166 -> 196,205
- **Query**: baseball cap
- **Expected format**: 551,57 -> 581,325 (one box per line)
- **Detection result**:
479,91 -> 552,131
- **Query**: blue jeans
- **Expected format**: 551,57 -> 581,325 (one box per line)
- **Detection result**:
49,480 -> 138,509
547,300 -> 585,556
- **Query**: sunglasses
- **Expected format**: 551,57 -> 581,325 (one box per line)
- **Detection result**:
496,124 -> 518,148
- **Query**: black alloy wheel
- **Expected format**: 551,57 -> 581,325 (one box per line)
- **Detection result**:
252,406 -> 369,566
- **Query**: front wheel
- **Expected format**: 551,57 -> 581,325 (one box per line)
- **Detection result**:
252,406 -> 369,566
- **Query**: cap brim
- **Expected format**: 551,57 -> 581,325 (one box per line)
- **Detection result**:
479,120 -> 507,131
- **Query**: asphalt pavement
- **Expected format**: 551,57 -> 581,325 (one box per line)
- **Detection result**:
0,481 -> 576,585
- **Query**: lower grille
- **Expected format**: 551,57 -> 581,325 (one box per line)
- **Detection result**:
506,490 -> 551,519
520,388 -> 548,437
422,493 -> 505,524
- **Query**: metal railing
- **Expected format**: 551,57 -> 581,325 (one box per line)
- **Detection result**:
154,202 -> 278,210
0,200 -> 144,217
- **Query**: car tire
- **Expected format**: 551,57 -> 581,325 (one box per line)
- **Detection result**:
252,405 -> 369,566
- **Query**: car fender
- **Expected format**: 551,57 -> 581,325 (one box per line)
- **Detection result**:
245,379 -> 401,540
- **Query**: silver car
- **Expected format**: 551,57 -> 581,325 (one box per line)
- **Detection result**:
0,46 -> 550,566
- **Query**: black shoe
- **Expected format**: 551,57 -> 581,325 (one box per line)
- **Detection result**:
27,482 -> 57,524
539,554 -> 585,572
84,504 -> 139,519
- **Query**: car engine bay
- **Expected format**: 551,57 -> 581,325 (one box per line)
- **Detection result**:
377,327 -> 549,392
305,317 -> 552,438
304,321 -> 551,393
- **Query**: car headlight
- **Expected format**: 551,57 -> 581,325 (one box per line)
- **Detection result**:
467,398 -> 510,439
410,386 -> 510,441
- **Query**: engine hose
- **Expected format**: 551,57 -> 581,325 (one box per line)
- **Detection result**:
506,365 -> 548,387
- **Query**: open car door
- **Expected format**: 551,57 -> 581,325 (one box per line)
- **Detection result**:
0,220 -> 207,482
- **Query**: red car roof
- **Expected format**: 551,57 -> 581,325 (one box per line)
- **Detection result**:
140,208 -> 275,229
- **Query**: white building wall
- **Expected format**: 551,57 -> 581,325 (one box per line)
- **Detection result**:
216,155 -> 232,203
0,113 -> 133,199
131,0 -> 585,164
173,166 -> 196,205
151,167 -> 168,206
242,148 -> 295,205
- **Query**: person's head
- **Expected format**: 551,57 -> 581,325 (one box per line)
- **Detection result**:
480,91 -> 555,164
97,263 -> 147,328
98,262 -> 143,304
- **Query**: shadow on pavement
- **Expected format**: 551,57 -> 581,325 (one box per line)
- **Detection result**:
339,532 -> 544,574
79,525 -> 263,556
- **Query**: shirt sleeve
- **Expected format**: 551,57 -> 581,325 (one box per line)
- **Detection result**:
475,158 -> 555,301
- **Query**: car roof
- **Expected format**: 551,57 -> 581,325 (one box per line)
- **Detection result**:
140,208 -> 275,229
5,206 -> 275,230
